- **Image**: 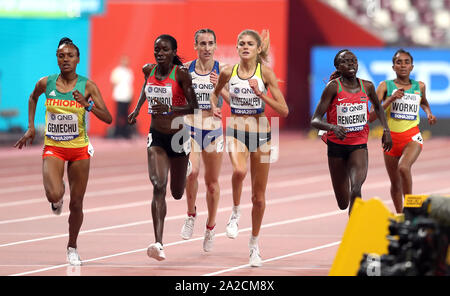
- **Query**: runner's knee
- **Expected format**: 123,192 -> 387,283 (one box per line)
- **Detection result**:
69,199 -> 83,213
397,164 -> 411,179
205,180 -> 219,195
232,168 -> 247,183
45,187 -> 64,203
251,193 -> 266,209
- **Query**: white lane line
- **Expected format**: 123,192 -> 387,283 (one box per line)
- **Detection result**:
0,175 -> 330,224
1,152 -> 449,207
0,188 -> 334,248
203,241 -> 342,276
2,165 -> 449,225
7,187 -> 450,275
9,209 -> 346,276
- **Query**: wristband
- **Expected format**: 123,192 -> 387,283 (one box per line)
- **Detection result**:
85,100 -> 94,112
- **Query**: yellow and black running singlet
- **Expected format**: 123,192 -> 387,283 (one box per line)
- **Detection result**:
44,74 -> 89,148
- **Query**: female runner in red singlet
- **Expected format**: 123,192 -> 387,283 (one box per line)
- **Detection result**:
311,49 -> 392,215
128,34 -> 198,261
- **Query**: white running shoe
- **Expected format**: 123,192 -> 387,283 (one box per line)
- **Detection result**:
186,159 -> 192,176
51,181 -> 65,215
51,198 -> 63,215
203,227 -> 215,252
180,215 -> 196,240
147,242 -> 166,261
67,247 -> 82,266
249,247 -> 262,267
226,211 -> 240,239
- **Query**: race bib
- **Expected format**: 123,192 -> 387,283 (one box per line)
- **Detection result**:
147,133 -> 153,148
230,85 -> 262,115
412,132 -> 423,144
46,112 -> 79,141
88,142 -> 95,157
146,84 -> 172,114
336,103 -> 367,132
193,82 -> 214,110
390,92 -> 421,120
215,138 -> 224,153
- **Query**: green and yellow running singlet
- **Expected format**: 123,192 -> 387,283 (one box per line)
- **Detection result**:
44,74 -> 89,148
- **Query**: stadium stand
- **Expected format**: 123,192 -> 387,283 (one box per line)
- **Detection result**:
320,0 -> 450,46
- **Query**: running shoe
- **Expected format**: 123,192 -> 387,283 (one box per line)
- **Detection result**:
67,247 -> 82,266
203,227 -> 215,252
51,181 -> 65,215
226,211 -> 240,239
186,159 -> 192,176
180,215 -> 196,240
147,242 -> 166,261
51,198 -> 63,215
249,246 -> 262,267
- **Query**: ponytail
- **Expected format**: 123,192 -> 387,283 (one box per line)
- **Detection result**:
329,70 -> 341,82
328,49 -> 350,82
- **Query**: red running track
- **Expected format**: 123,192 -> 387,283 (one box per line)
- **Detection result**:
1,132 -> 449,276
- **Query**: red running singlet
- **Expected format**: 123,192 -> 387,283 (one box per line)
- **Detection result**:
145,65 -> 186,114
325,78 -> 369,145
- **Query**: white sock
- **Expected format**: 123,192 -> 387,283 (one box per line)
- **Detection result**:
249,235 -> 259,249
232,205 -> 240,215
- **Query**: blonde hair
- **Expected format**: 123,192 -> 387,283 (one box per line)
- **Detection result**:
237,29 -> 270,64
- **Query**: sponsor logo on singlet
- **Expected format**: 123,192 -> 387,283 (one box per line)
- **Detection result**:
336,102 -> 367,132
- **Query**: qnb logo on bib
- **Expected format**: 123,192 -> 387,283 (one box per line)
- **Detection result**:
336,103 -> 367,132
230,86 -> 262,115
146,84 -> 173,114
390,93 -> 420,120
46,112 -> 79,141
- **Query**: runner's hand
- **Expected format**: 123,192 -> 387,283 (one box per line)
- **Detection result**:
249,79 -> 262,97
331,125 -> 346,140
14,127 -> 35,149
382,129 -> 392,152
128,110 -> 139,125
210,70 -> 219,86
212,105 -> 222,119
73,90 -> 89,107
427,113 -> 437,125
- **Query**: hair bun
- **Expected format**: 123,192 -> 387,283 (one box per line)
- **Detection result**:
58,37 -> 73,47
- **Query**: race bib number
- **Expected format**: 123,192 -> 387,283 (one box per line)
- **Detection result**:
336,103 -> 367,132
146,84 -> 172,114
412,132 -> 423,144
147,133 -> 153,148
193,82 -> 213,110
390,92 -> 420,120
88,142 -> 95,157
230,85 -> 262,115
215,138 -> 224,153
183,138 -> 191,155
46,112 -> 79,141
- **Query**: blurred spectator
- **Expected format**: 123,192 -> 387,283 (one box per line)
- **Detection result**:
321,0 -> 450,46
110,55 -> 134,138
